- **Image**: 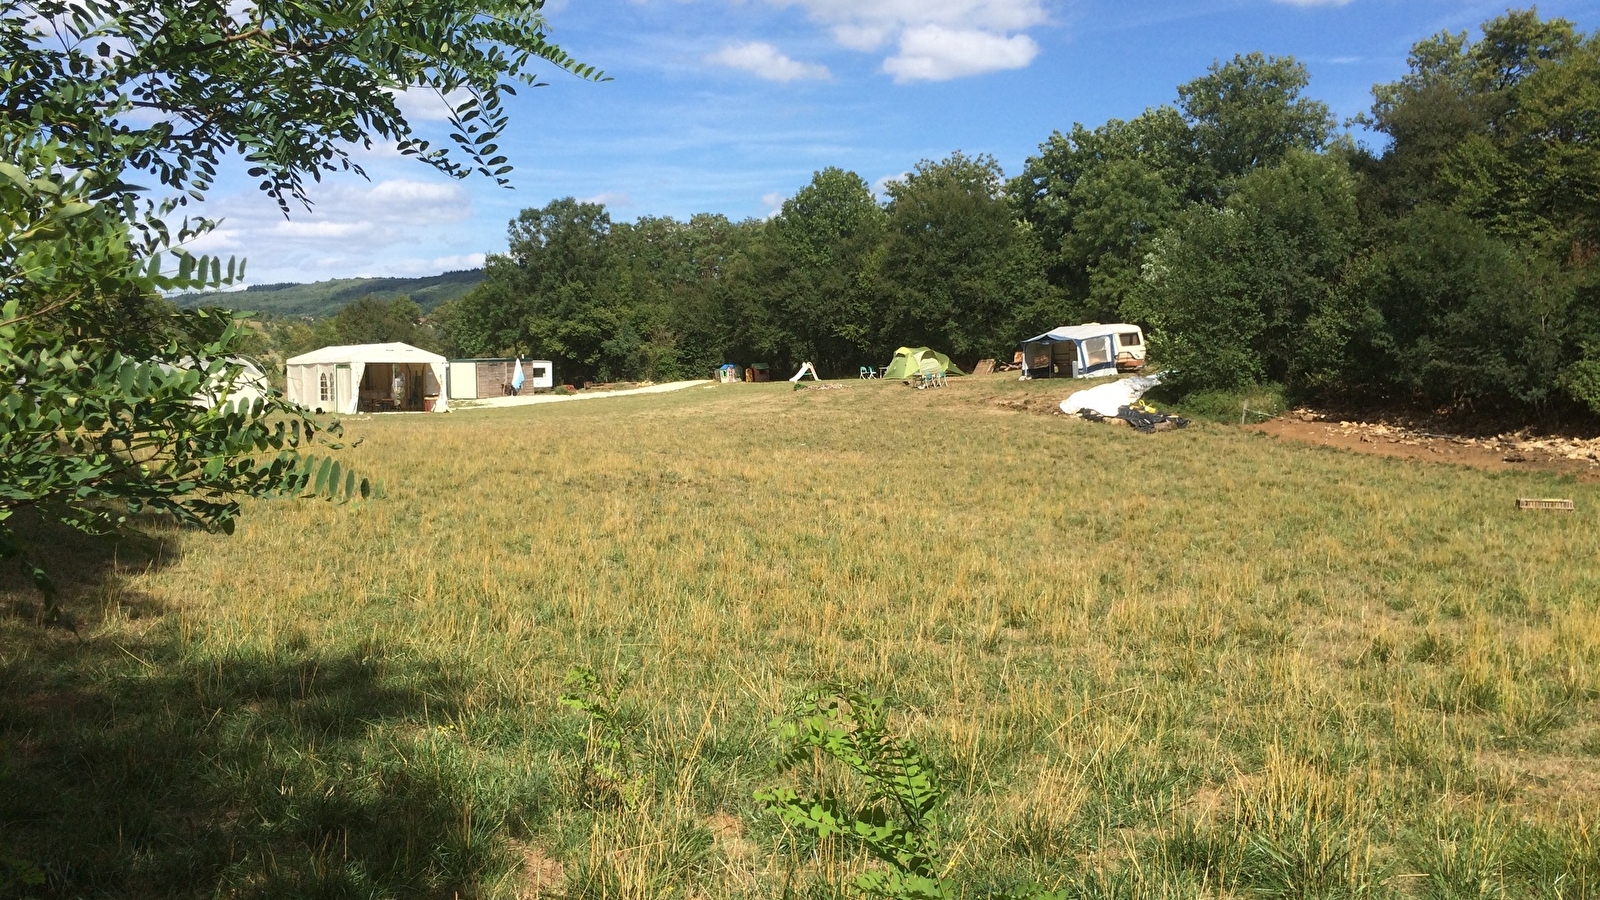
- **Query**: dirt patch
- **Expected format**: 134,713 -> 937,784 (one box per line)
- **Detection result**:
1251,411 -> 1600,481
988,395 -> 1068,416
511,842 -> 566,899
1185,785 -> 1228,819
708,811 -> 757,861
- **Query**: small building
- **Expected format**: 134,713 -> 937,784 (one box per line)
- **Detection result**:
285,342 -> 449,414
446,358 -> 554,400
1020,324 -> 1146,379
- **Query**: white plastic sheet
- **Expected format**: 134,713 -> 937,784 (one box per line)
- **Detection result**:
1060,373 -> 1163,418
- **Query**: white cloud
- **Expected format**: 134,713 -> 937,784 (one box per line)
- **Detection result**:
272,220 -> 374,239
706,41 -> 832,81
580,190 -> 634,208
430,253 -> 487,271
179,177 -> 477,284
389,87 -> 473,122
761,191 -> 787,219
872,172 -> 908,198
762,0 -> 1048,80
882,25 -> 1038,82
355,179 -> 470,215
773,0 -> 1047,44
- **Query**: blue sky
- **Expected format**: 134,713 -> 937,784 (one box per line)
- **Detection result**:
191,0 -> 1600,285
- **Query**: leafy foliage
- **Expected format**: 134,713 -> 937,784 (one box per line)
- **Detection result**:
449,198 -> 619,379
756,685 -> 947,900
1177,52 -> 1335,188
761,168 -> 888,374
3,0 -> 602,218
1131,150 -> 1361,394
1,0 -> 595,594
559,664 -> 645,810
1012,53 -> 1331,322
0,300 -> 375,601
881,153 -> 1063,361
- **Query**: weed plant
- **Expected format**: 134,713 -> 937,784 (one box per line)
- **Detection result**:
3,374 -> 1599,898
757,685 -> 946,899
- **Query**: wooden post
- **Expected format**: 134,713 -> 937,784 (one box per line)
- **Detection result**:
1240,401 -> 1248,426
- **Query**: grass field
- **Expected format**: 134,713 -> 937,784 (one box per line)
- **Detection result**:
4,374 -> 1600,899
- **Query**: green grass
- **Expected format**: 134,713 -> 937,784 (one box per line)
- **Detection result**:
4,374 -> 1600,899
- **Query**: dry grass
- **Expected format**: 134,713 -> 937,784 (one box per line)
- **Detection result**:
4,373 -> 1600,898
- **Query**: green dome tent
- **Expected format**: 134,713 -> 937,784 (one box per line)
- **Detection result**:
883,347 -> 964,380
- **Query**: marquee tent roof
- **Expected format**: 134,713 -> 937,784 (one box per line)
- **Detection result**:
285,342 -> 446,366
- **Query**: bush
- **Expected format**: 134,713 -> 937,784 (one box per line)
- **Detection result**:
1560,352 -> 1600,415
1147,383 -> 1287,424
1129,152 -> 1360,398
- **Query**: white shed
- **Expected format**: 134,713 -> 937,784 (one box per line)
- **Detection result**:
446,358 -> 555,400
285,342 -> 449,414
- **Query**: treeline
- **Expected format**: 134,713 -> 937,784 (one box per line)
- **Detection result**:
268,296 -> 450,359
433,155 -> 1057,381
430,9 -> 1597,416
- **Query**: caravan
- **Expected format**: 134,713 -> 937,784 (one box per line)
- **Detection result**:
1019,324 -> 1145,379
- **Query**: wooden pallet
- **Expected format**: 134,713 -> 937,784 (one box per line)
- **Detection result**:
1517,498 -> 1575,511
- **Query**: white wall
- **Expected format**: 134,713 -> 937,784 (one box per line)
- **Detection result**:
448,362 -> 478,400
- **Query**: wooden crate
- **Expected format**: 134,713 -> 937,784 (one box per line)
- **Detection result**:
1516,498 -> 1575,511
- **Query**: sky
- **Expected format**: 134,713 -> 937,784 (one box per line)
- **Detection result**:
189,0 -> 1600,286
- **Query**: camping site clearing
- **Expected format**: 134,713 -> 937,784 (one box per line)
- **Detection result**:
5,374 -> 1600,899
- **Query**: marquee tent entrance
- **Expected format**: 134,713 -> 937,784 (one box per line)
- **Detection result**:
285,342 -> 450,414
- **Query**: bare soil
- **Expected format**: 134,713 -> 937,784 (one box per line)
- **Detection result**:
987,394 -> 1070,416
1251,410 -> 1600,481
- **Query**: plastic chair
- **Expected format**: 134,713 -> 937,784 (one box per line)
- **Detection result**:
860,366 -> 872,379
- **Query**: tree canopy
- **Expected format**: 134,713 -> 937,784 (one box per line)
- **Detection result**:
218,8 -> 1598,425
1,0 -> 598,597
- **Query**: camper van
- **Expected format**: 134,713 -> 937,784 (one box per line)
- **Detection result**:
1020,323 -> 1146,378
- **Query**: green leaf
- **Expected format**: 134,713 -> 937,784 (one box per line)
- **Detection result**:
314,456 -> 333,495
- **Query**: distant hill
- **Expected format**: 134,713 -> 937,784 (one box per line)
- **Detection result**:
176,268 -> 484,318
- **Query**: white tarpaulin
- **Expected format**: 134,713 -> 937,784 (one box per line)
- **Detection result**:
1060,373 -> 1163,417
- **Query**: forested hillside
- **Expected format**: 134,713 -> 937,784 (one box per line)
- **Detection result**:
177,269 -> 483,317
434,9 -> 1598,422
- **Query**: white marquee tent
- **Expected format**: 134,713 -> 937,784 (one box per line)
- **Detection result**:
285,342 -> 449,414
193,357 -> 272,411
